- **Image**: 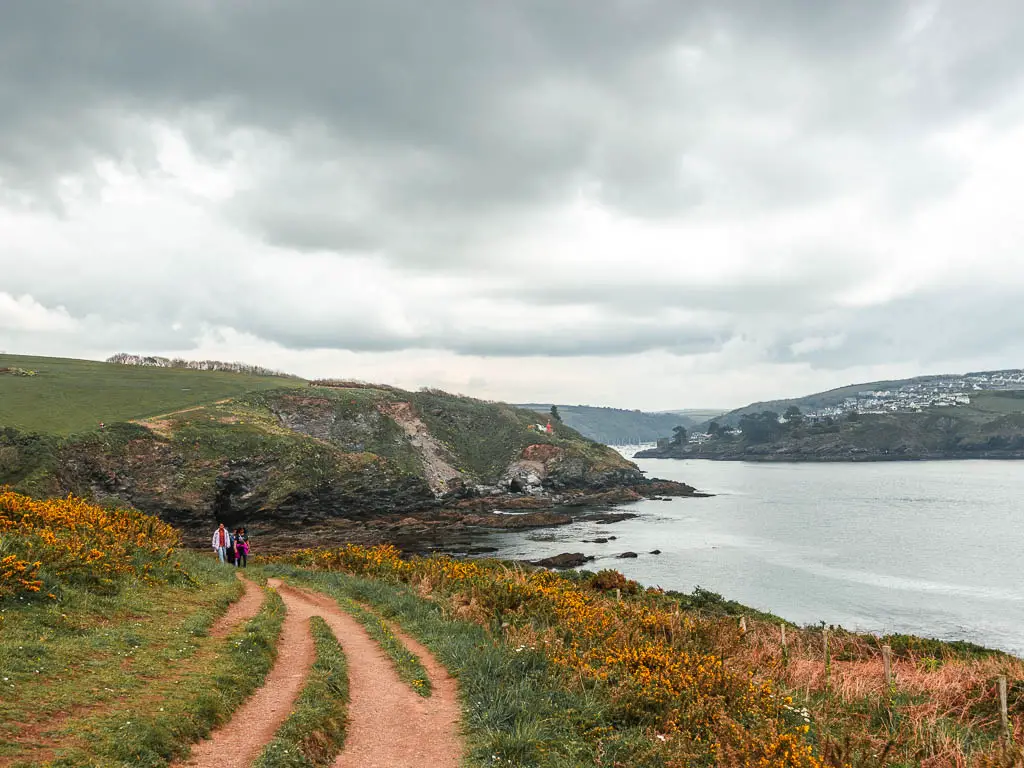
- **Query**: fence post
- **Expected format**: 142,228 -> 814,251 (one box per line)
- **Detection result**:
823,629 -> 831,687
882,644 -> 892,689
780,624 -> 788,668
615,588 -> 621,603
740,616 -> 747,634
999,675 -> 1009,735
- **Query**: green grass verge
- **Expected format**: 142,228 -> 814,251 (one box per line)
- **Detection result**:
46,583 -> 285,767
253,616 -> 349,768
0,552 -> 240,755
261,565 -> 661,767
0,353 -> 305,436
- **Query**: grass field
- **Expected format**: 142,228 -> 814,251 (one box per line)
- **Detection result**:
0,354 -> 306,435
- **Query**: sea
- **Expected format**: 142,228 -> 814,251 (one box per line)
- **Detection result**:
468,450 -> 1024,655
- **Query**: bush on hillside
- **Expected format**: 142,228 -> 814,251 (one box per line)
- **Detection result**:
0,490 -> 181,599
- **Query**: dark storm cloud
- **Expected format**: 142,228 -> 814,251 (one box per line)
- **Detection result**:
4,1 -> 1024,370
6,2 -> 1019,227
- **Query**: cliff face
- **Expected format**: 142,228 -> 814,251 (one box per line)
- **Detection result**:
3,385 -> 688,539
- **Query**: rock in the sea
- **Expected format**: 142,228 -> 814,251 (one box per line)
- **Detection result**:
584,537 -> 610,544
533,552 -> 594,569
649,549 -> 661,555
616,551 -> 638,559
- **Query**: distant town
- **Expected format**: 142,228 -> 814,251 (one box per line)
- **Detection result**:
803,370 -> 1024,420
676,369 -> 1024,445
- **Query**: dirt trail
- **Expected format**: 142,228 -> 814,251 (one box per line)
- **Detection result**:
178,579 -> 462,768
209,575 -> 265,638
275,582 -> 463,768
177,584 -> 318,768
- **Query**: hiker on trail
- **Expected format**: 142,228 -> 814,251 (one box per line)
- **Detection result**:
234,528 -> 249,568
212,523 -> 230,563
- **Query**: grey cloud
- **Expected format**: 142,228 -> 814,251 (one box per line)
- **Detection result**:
4,1 -> 1024,383
5,2 -> 1022,251
774,288 -> 1024,370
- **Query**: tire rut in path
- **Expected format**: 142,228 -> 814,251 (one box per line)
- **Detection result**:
175,579 -> 462,768
175,585 -> 317,768
274,581 -> 463,768
209,575 -> 265,639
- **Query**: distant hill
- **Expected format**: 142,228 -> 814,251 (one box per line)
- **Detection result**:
705,369 -> 1024,429
516,404 -> 701,444
639,377 -> 1024,462
0,353 -> 307,435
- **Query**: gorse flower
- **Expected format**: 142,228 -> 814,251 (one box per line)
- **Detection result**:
270,544 -> 822,766
0,490 -> 180,599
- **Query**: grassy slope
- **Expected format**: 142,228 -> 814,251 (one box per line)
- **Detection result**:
0,354 -> 305,435
0,551 -> 283,767
655,392 -> 1024,459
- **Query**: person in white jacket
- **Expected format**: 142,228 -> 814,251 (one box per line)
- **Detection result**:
212,523 -> 231,563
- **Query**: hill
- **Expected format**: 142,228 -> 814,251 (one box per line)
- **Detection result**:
639,390 -> 1024,461
0,357 -> 695,542
706,368 -> 1024,428
0,353 -> 305,435
515,403 -> 699,444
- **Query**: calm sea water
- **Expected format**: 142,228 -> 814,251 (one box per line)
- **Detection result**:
470,457 -> 1024,654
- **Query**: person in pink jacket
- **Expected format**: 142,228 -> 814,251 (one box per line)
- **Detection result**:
234,528 -> 250,567
211,523 -> 230,563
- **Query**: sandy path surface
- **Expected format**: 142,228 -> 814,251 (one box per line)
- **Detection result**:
177,579 -> 462,768
209,575 -> 265,638
274,582 -> 464,768
176,585 -> 317,768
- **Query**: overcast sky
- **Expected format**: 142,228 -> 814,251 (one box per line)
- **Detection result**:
3,1 -> 1024,410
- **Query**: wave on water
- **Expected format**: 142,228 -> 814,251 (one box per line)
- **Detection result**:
785,559 -> 1024,604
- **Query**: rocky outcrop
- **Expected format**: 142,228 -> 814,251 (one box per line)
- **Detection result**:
533,552 -> 594,569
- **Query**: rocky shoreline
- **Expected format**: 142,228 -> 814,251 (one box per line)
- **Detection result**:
184,477 -> 703,554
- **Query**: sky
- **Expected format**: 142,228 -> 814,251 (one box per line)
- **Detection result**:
3,1 -> 1024,411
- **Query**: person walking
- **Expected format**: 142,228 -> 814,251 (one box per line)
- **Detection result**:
211,523 -> 230,563
233,528 -> 249,568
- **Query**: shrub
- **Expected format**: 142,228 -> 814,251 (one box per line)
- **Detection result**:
0,489 -> 181,598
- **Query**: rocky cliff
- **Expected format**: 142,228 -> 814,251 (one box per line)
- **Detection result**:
2,384 -> 696,545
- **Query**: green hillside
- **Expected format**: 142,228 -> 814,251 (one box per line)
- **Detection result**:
709,368 -> 1024,428
0,361 -> 659,538
640,390 -> 1024,461
0,354 -> 306,435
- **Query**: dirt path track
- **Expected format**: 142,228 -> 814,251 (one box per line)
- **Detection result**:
177,579 -> 462,768
178,584 -> 317,768
209,575 -> 265,639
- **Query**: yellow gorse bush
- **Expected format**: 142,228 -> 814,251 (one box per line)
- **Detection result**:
273,544 -> 821,766
0,489 -> 180,598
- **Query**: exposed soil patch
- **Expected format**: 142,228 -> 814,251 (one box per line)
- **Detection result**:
378,401 -> 464,496
209,576 -> 265,639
